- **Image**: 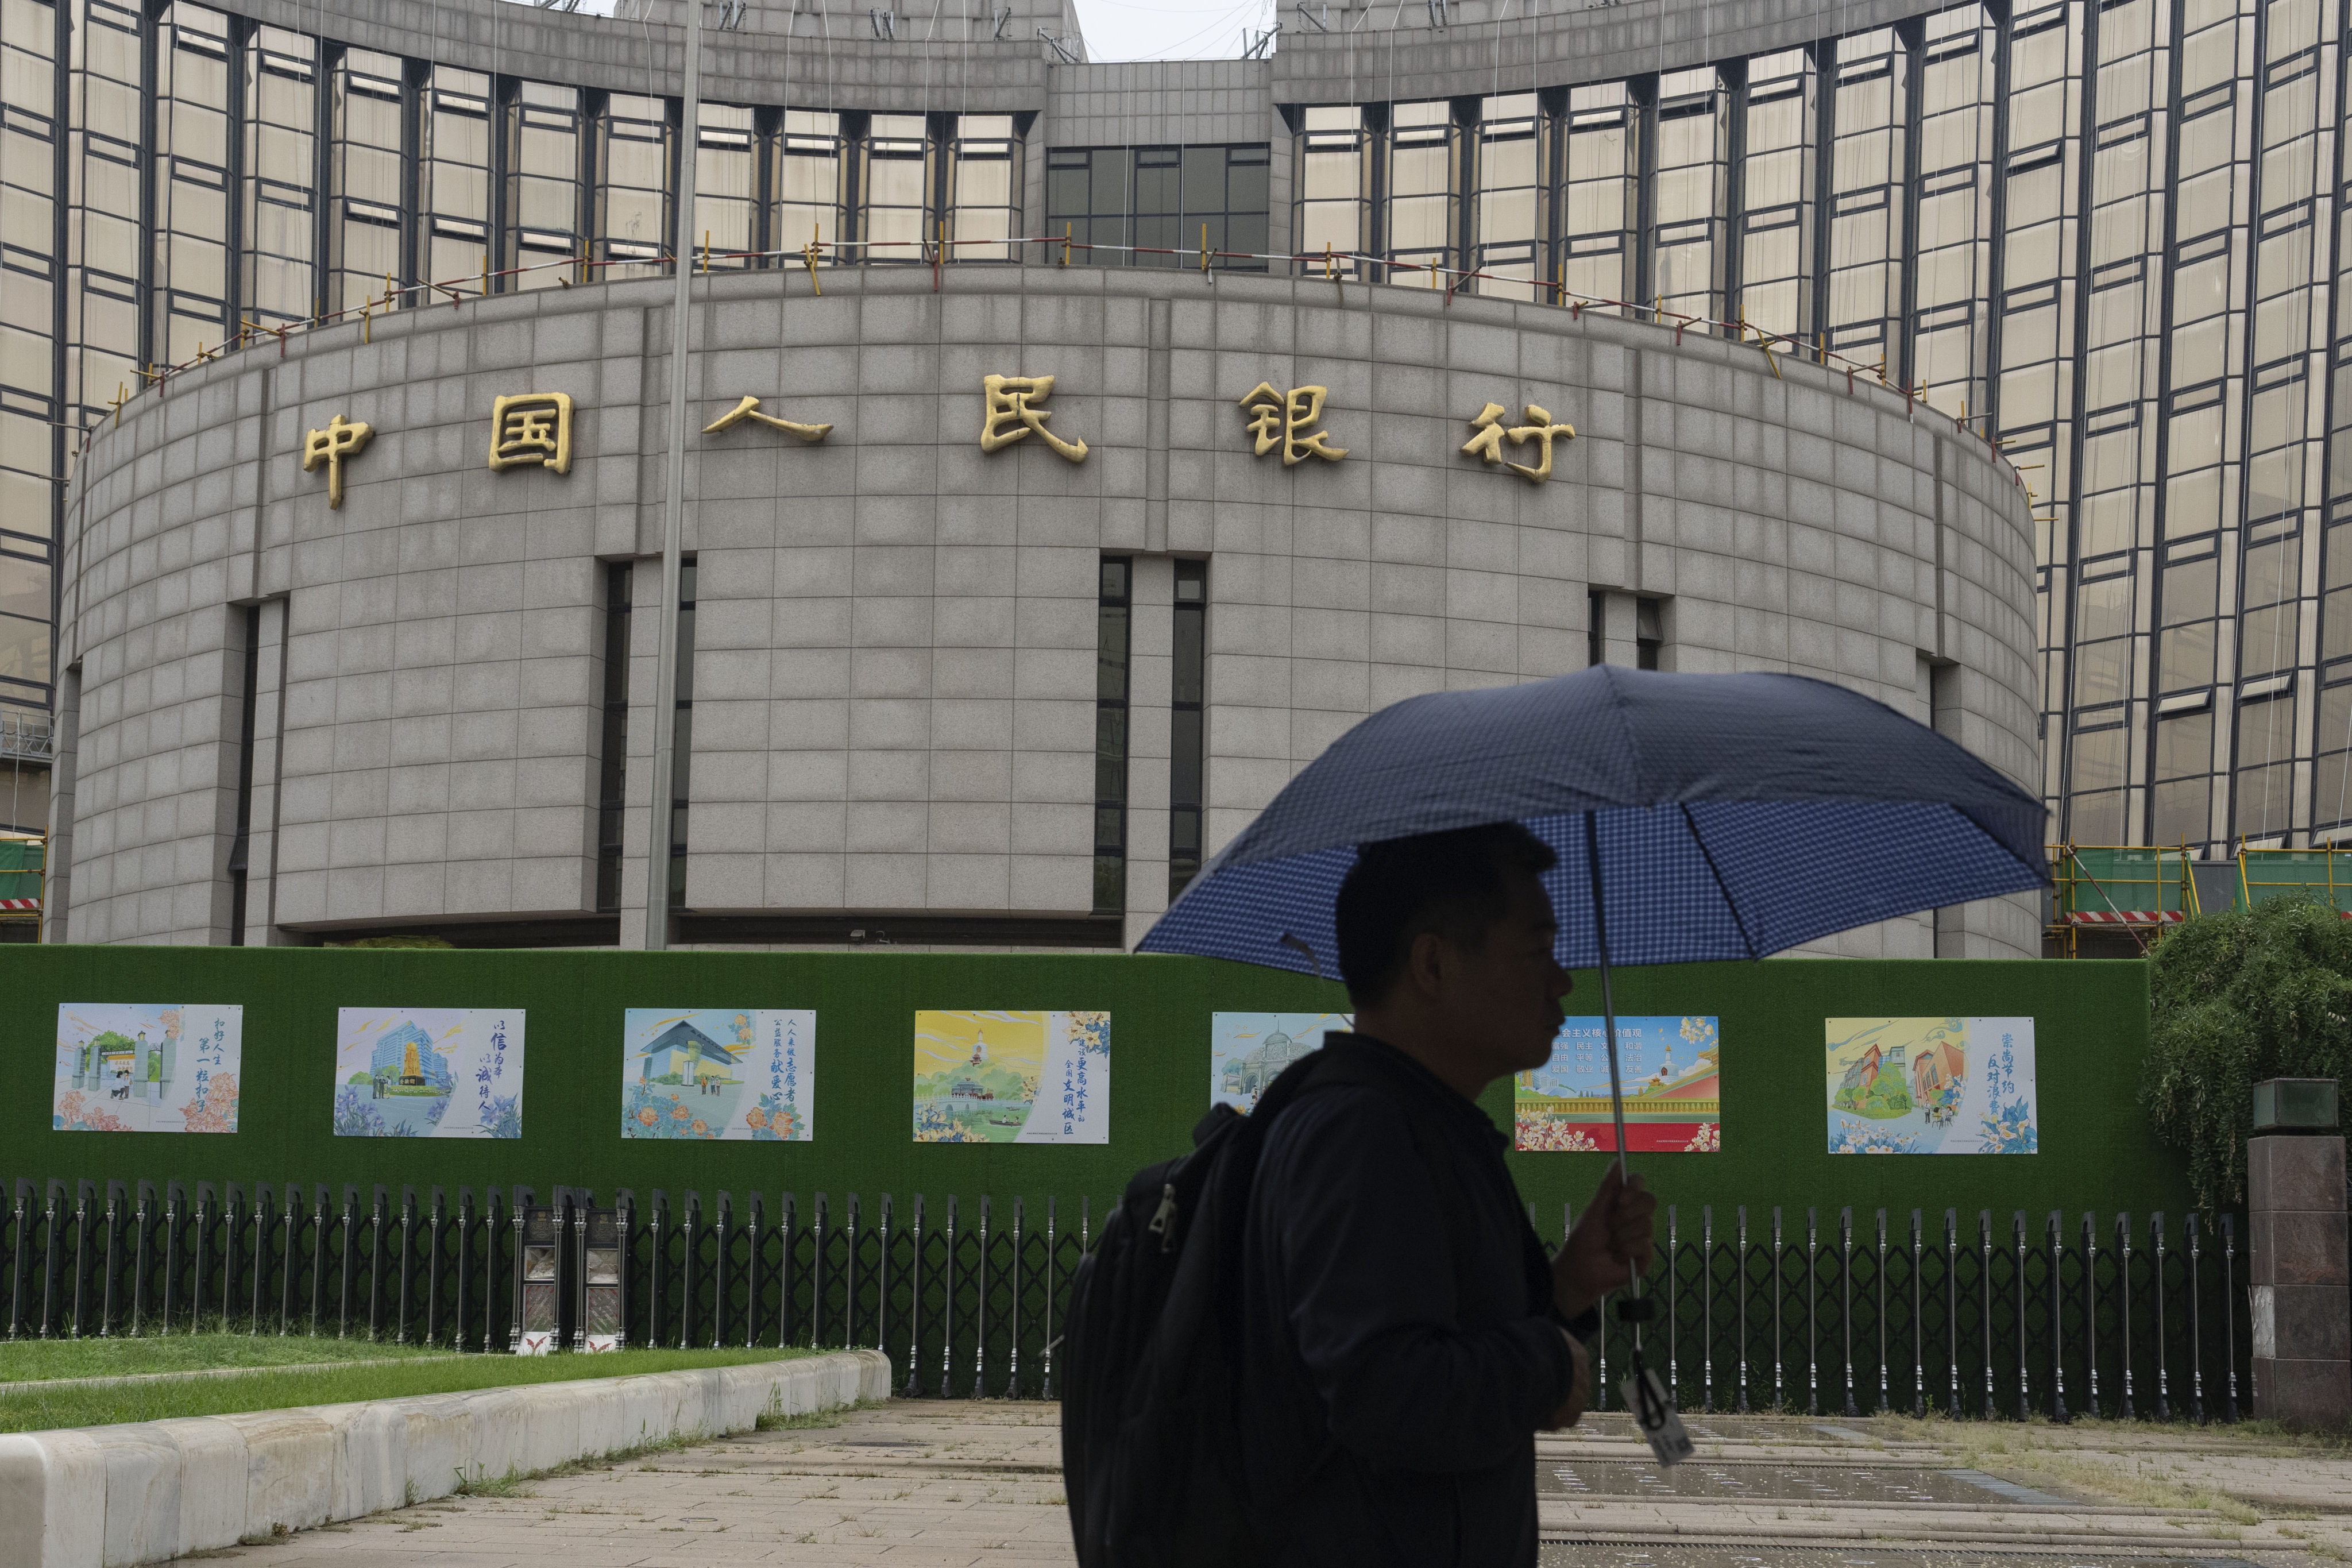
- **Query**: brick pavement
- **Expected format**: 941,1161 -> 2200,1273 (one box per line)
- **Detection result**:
174,1403 -> 2352,1568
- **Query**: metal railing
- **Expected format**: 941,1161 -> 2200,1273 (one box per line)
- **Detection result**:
0,714 -> 51,765
3,1180 -> 2249,1423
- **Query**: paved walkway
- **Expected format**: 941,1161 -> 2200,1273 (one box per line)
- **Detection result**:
187,1403 -> 2352,1568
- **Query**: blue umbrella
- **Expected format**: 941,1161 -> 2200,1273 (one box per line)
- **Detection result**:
1138,664 -> 2048,1454
1140,664 -> 2048,1173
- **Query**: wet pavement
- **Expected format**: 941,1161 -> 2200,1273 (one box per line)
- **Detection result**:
165,1400 -> 2352,1567
1541,1461 -> 2076,1507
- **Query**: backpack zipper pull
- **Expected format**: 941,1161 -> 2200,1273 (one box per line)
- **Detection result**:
1145,1182 -> 1179,1252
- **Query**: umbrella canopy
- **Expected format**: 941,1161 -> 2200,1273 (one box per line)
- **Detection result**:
1138,665 -> 2048,975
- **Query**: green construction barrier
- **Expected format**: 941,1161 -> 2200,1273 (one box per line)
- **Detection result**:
0,839 -> 38,907
1,946 -> 2178,1226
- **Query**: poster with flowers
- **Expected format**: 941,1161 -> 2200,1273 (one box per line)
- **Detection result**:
620,1009 -> 814,1141
912,1011 -> 1109,1144
1826,1017 -> 2037,1154
53,1005 -> 242,1133
1512,1015 -> 1721,1153
333,1009 -> 523,1138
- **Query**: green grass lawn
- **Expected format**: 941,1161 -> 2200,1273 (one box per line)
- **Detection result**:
0,1329 -> 452,1385
0,1345 -> 818,1433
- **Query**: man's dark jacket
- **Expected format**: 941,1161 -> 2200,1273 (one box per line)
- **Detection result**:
1237,1033 -> 1581,1567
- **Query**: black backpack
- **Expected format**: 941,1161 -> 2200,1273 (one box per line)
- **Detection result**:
1059,1046 -> 1338,1568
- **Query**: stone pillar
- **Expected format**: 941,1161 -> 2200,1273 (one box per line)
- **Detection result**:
2247,1079 -> 2350,1429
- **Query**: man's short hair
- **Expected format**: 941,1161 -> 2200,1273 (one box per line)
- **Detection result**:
1334,822 -> 1558,1007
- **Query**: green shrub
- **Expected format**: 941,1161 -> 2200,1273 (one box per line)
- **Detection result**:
2144,895 -> 2352,1209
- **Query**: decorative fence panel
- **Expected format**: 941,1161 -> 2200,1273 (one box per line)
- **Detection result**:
3,1179 -> 2250,1422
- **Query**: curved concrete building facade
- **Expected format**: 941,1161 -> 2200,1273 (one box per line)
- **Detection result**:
51,262 -> 2038,953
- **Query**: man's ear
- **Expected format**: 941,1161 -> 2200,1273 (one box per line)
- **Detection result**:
1404,928 -> 1449,1001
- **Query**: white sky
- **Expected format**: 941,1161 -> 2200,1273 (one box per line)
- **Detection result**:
1067,0 -> 1278,60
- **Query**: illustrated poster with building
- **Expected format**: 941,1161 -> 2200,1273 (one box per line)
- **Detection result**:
1826,1017 -> 2037,1154
1211,1012 -> 1351,1114
620,1008 -> 813,1141
1513,1015 -> 1721,1153
333,1009 -> 523,1138
53,1005 -> 242,1133
912,1010 -> 1109,1144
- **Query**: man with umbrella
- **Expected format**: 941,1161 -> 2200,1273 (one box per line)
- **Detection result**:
1237,821 -> 1658,1565
1134,666 -> 2047,1565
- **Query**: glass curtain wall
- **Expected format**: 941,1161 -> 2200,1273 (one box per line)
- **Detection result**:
421,65 -> 489,293
1384,98 -> 1457,285
1047,144 -> 1268,269
2320,0 -> 2352,835
948,112 -> 1015,261
2233,0 -> 2330,843
153,3 -> 234,368
1826,28 -> 1911,366
1472,92 -> 1542,299
1650,67 -> 1729,325
1913,5 -> 1998,420
860,111 -> 930,262
597,92 -> 669,280
774,109 -> 844,262
1,0 -> 60,716
71,0 -> 145,410
2064,0 -> 2172,844
328,47 -> 405,314
1559,82 -> 1636,308
1737,48 -> 1816,343
693,102 -> 756,265
1297,103 -> 1368,276
241,25 -> 315,325
2149,0 -> 2255,845
2000,1 -> 2088,810
507,81 -> 580,289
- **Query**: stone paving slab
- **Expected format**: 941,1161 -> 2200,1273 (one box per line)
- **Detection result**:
156,1402 -> 2352,1568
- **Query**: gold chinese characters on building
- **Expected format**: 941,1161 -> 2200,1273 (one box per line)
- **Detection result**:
300,413 -> 373,509
703,395 -> 832,443
488,392 -> 574,473
979,374 -> 1087,462
1238,383 -> 1347,465
1462,401 -> 1575,482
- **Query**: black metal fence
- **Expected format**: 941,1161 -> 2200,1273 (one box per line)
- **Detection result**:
3,1179 -> 2250,1422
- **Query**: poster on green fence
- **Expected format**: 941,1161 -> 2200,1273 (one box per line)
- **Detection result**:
53,1004 -> 242,1133
1211,1011 -> 1351,1114
912,1010 -> 1109,1144
1826,1017 -> 2037,1154
334,1009 -> 523,1138
621,1008 -> 812,1141
1513,1015 -> 1721,1152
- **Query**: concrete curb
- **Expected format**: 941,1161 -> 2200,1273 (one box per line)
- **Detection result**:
0,1349 -> 891,1568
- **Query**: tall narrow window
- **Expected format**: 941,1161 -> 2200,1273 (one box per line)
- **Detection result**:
1472,94 -> 1542,299
329,47 -> 405,314
1560,83 -> 1637,310
153,3 -> 234,366
242,26 -> 316,326
861,113 -> 930,262
1650,67 -> 1731,326
1737,48 -> 1817,343
508,83 -> 581,291
1095,557 -> 1131,916
669,558 -> 696,909
1297,105 -> 1368,276
693,102 -> 756,266
948,113 -> 1015,261
421,67 -> 491,293
1385,99 -> 1457,285
597,93 -> 670,280
594,561 -> 631,913
1168,559 -> 1206,901
226,604 -> 257,944
774,109 -> 844,260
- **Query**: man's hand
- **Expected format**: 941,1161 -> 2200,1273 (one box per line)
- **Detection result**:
1543,1333 -> 1590,1430
1551,1162 -> 1658,1321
